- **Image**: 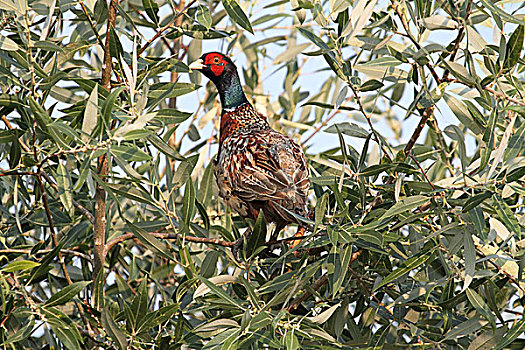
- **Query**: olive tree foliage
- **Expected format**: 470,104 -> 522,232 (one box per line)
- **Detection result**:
1,0 -> 525,347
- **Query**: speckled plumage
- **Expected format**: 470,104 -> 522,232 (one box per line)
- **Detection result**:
190,52 -> 309,250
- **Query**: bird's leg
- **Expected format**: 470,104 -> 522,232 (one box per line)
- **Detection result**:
232,227 -> 252,261
267,222 -> 287,252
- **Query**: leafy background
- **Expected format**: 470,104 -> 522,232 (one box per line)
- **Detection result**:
1,0 -> 525,348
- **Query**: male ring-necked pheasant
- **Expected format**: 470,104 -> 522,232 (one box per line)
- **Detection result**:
189,52 -> 309,259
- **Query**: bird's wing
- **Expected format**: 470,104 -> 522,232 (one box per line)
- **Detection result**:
218,129 -> 309,208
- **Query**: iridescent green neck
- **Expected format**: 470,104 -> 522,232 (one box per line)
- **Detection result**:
216,71 -> 249,110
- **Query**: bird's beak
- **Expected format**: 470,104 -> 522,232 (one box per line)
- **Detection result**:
188,58 -> 205,71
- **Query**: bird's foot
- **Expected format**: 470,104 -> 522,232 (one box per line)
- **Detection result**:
231,236 -> 244,262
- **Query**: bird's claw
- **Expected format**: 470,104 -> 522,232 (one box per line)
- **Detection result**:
231,236 -> 244,262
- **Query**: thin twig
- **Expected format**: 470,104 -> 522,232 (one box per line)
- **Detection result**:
36,172 -> 73,285
77,0 -> 105,49
41,171 -> 95,225
288,251 -> 361,310
0,248 -> 93,265
105,228 -> 321,255
477,250 -> 525,294
390,0 -> 441,85
408,152 -> 435,190
1,115 -> 31,152
484,86 -> 525,106
128,3 -> 173,53
301,97 -> 357,145
403,106 -> 434,157
104,232 -> 235,255
137,0 -> 197,57
348,83 -> 393,161
442,0 -> 473,82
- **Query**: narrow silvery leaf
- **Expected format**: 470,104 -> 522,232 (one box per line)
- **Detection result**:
334,85 -> 348,110
463,231 -> 475,291
57,163 -> 73,213
487,115 -> 515,180
0,36 -> 19,51
82,83 -> 98,141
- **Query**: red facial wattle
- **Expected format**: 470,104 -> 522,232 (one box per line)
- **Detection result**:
205,54 -> 226,76
211,64 -> 225,76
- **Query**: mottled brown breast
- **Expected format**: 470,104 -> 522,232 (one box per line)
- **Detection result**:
219,103 -> 270,144
215,127 -> 309,225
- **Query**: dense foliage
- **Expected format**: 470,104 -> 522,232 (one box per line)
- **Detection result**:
1,0 -> 525,348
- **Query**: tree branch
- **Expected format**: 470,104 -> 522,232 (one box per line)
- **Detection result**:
403,106 -> 434,156
288,251 -> 361,310
36,172 -> 73,285
93,0 -> 118,296
105,229 -> 321,256
137,0 -> 197,57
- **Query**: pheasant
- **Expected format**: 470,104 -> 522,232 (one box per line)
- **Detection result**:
189,52 -> 309,259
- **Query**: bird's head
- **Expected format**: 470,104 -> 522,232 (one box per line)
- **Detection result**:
189,52 -> 237,84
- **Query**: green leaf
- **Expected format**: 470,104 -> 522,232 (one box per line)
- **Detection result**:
444,125 -> 468,173
147,134 -> 184,160
273,43 -> 310,64
466,289 -> 496,329
130,279 -> 148,330
198,161 -> 215,206
246,209 -> 267,259
373,249 -> 434,291
148,82 -> 199,103
494,319 -> 525,350
329,0 -> 351,18
108,25 -> 123,58
443,316 -> 484,341
380,195 -> 428,219
325,122 -> 369,138
298,27 -> 330,50
102,307 -> 128,350
332,245 -> 353,295
301,101 -> 357,111
354,64 -> 409,83
181,178 -> 196,233
1,260 -> 40,272
44,281 -> 91,308
196,275 -> 244,310
154,109 -> 193,125
0,36 -> 19,51
49,322 -> 82,349
479,0 -> 525,25
443,94 -> 483,135
196,5 -> 212,29
463,191 -> 492,213
56,163 -> 73,213
3,315 -> 34,344
493,194 -> 521,236
284,329 -> 299,350
101,86 -> 125,124
469,327 -> 507,350
360,79 -> 384,92
82,82 -> 98,140
110,145 -> 151,162
463,231 -> 476,291
28,96 -> 51,133
127,221 -> 174,261
42,308 -> 82,349
142,0 -> 159,25
171,155 -> 199,189
0,0 -> 17,12
222,0 -> 254,34
504,25 -> 524,70
28,243 -> 64,284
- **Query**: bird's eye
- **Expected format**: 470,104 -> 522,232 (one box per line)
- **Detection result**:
213,57 -> 220,64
